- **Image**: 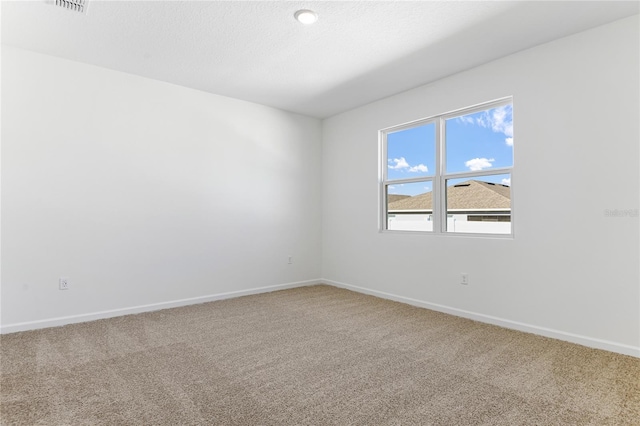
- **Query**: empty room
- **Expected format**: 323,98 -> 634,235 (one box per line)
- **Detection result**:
1,1 -> 639,425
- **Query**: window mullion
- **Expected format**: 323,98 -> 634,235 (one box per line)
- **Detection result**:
434,117 -> 443,234
384,176 -> 434,186
444,167 -> 512,181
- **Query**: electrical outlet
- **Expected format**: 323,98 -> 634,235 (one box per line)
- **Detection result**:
461,273 -> 469,285
59,277 -> 69,290
288,255 -> 293,264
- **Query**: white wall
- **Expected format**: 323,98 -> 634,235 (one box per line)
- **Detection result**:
1,47 -> 322,329
322,16 -> 640,355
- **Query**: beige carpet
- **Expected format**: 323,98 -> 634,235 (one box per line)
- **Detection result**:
1,285 -> 639,425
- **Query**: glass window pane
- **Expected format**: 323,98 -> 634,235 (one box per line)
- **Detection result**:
387,123 -> 435,181
445,174 -> 511,234
387,181 -> 433,232
445,104 -> 513,174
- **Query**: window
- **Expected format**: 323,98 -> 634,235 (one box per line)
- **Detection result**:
380,98 -> 513,236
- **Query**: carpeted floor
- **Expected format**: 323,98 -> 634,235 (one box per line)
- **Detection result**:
1,284 -> 639,425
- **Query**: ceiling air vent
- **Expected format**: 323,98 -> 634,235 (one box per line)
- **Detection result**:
54,0 -> 88,14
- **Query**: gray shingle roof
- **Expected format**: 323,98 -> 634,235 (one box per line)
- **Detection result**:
388,180 -> 510,212
387,194 -> 412,204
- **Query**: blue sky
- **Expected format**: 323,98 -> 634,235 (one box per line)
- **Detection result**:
387,104 -> 513,196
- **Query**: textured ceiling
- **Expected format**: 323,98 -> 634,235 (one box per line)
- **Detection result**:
2,1 -> 639,118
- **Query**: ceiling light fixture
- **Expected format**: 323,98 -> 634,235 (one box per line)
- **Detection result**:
294,10 -> 318,25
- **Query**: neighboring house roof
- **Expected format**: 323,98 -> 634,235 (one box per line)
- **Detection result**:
388,180 -> 510,212
387,194 -> 412,203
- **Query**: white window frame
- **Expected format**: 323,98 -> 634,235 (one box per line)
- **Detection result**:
379,97 -> 514,238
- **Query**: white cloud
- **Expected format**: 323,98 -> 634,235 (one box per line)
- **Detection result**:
388,157 -> 409,169
408,164 -> 428,173
465,157 -> 494,171
491,106 -> 513,137
505,137 -> 513,146
476,105 -> 513,139
458,115 -> 475,125
501,178 -> 511,186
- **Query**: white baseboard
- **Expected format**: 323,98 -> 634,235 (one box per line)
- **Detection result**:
0,279 -> 322,334
323,279 -> 640,358
4,278 -> 638,358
